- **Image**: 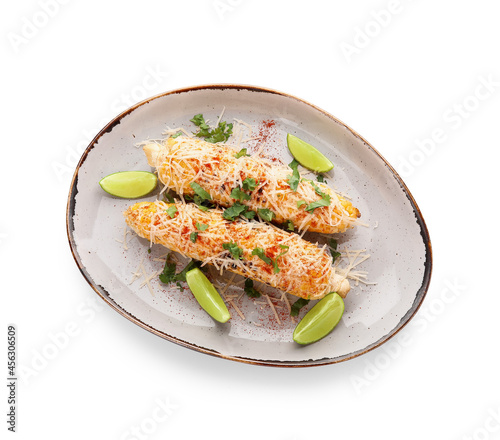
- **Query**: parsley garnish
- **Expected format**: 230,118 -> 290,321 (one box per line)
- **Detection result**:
230,186 -> 251,202
222,241 -> 244,260
297,200 -> 306,208
243,210 -> 256,220
317,174 -> 326,183
284,220 -> 294,231
171,132 -> 182,139
190,113 -> 233,143
244,278 -> 261,298
234,148 -> 250,158
290,298 -> 310,317
286,159 -> 300,191
222,202 -> 248,221
190,182 -> 211,201
251,247 -> 280,273
166,205 -> 177,218
328,238 -> 341,262
159,257 -> 202,285
242,177 -> 257,191
257,208 -> 275,222
196,222 -> 209,231
190,231 -> 198,243
305,181 -> 331,212
163,192 -> 175,203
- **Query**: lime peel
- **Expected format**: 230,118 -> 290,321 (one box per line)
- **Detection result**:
185,268 -> 230,323
287,133 -> 334,173
293,292 -> 344,345
99,171 -> 157,199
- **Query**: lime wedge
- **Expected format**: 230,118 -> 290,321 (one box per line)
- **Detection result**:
99,171 -> 157,199
185,268 -> 231,323
293,292 -> 344,345
287,133 -> 334,173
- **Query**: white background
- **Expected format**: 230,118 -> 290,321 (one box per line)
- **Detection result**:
2,1 -> 500,439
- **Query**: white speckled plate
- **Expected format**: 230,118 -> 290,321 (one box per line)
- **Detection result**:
66,84 -> 432,367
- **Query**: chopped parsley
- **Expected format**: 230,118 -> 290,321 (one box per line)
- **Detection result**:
251,247 -> 280,273
222,202 -> 248,221
243,210 -> 256,220
159,256 -> 202,284
230,186 -> 251,202
190,113 -> 233,143
290,298 -> 310,317
171,131 -> 183,139
244,278 -> 261,298
317,174 -> 326,183
286,159 -> 300,191
190,182 -> 211,201
196,222 -> 209,231
257,208 -> 275,222
328,238 -> 341,262
242,177 -> 257,191
163,192 -> 175,203
283,220 -> 294,231
234,148 -> 250,158
297,200 -> 306,208
222,241 -> 244,260
166,205 -> 177,218
190,231 -> 198,243
305,181 -> 331,212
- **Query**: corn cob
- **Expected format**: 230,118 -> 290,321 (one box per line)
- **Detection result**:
143,136 -> 360,234
124,201 -> 350,299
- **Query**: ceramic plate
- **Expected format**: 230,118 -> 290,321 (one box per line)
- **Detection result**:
66,84 -> 432,367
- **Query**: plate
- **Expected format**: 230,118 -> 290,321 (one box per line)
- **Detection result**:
66,84 -> 432,367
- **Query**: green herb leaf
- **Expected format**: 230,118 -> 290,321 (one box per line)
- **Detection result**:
309,180 -> 329,198
159,257 -> 202,285
305,196 -> 331,212
166,205 -> 178,218
163,192 -> 175,203
242,177 -> 257,191
175,259 -> 201,283
244,278 -> 261,298
222,202 -> 248,221
234,148 -> 250,158
196,222 -> 209,231
192,194 -> 211,212
190,231 -> 198,243
328,238 -> 341,262
286,159 -> 300,191
317,174 -> 326,183
284,220 -> 294,231
190,182 -> 211,201
251,247 -> 272,265
176,281 -> 184,291
159,254 -> 177,284
230,186 -> 251,202
297,200 -> 306,208
172,132 -> 182,139
191,114 -> 233,143
257,208 -> 275,222
243,210 -> 256,220
290,298 -> 310,317
190,114 -> 206,127
222,241 -> 244,260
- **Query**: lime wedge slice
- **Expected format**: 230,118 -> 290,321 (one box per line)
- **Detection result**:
185,268 -> 231,323
287,133 -> 334,173
99,171 -> 157,199
293,292 -> 344,345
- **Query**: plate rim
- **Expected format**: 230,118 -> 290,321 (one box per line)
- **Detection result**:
66,83 -> 433,368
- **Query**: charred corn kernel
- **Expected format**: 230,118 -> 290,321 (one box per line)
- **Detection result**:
143,136 -> 361,234
124,201 -> 350,300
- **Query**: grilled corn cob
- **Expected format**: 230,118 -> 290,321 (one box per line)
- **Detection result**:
143,136 -> 360,234
124,201 -> 350,299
